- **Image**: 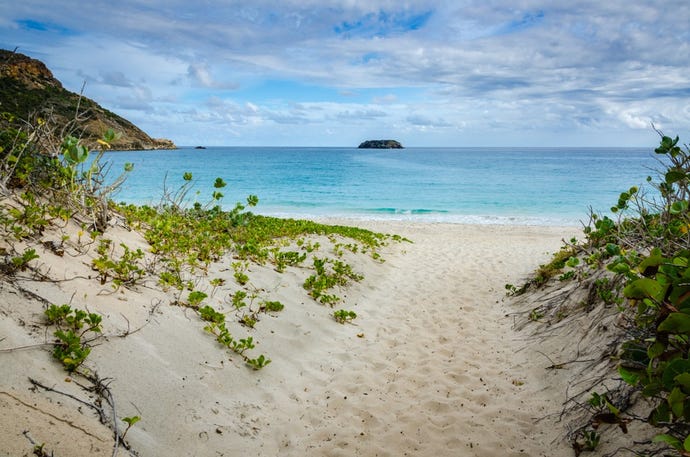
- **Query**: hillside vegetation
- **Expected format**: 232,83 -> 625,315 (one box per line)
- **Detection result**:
0,49 -> 174,151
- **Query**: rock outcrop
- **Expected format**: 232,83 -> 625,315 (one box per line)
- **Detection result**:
358,139 -> 403,149
0,49 -> 176,151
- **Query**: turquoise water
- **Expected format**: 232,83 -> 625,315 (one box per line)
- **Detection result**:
101,147 -> 661,226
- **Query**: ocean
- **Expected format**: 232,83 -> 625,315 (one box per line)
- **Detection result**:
100,146 -> 662,226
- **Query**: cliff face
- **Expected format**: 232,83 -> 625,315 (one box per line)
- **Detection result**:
0,49 -> 176,150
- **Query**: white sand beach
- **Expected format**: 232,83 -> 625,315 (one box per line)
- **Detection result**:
0,220 -> 582,456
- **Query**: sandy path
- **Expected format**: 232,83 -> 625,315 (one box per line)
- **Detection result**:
0,221 -> 582,457
252,222 -> 580,457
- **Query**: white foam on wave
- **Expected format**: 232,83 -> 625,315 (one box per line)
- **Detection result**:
254,207 -> 584,227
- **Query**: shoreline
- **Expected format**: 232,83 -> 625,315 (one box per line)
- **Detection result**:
258,209 -> 588,228
102,145 -> 655,231
313,215 -> 581,231
0,218 -> 581,456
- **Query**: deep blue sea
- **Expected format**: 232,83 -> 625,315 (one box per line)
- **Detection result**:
100,147 -> 662,226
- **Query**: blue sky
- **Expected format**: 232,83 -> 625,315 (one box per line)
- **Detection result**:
1,1 -> 689,147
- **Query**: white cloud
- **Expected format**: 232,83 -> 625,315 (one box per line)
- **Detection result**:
187,63 -> 240,90
372,94 -> 398,104
406,114 -> 453,128
0,0 -> 689,145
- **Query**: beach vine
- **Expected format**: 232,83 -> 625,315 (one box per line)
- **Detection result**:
114,172 -> 403,367
1,110 -> 403,367
0,110 -> 406,454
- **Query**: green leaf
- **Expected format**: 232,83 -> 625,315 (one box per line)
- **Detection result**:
103,128 -> 121,144
608,262 -> 630,275
63,140 -> 89,165
618,365 -> 640,385
670,200 -> 689,215
604,399 -> 621,417
663,359 -> 690,391
588,392 -> 603,408
624,278 -> 665,301
655,136 -> 680,155
669,387 -> 686,417
675,373 -> 690,391
659,313 -> 690,334
650,401 -> 670,425
648,340 -> 666,360
565,256 -> 579,268
605,243 -> 621,256
187,291 -> 208,306
653,433 -> 682,450
122,415 -> 141,426
638,248 -> 665,274
671,284 -> 690,311
665,169 -> 687,185
684,433 -> 690,452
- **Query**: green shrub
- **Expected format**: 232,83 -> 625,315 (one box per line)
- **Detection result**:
574,133 -> 690,453
44,304 -> 102,372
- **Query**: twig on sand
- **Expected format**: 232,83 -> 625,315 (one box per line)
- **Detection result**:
28,377 -> 108,424
29,375 -> 136,456
535,350 -> 597,370
3,387 -> 105,442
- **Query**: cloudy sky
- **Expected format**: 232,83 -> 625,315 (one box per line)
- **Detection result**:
1,1 -> 689,147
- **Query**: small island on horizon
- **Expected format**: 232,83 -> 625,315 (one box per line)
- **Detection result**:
358,139 -> 403,149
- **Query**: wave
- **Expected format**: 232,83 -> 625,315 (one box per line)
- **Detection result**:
253,204 -> 583,226
368,207 -> 450,215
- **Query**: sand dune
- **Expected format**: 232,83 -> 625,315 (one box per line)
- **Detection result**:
0,220 -> 581,456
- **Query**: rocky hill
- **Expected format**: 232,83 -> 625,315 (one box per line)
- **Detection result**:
358,139 -> 403,149
0,49 -> 175,150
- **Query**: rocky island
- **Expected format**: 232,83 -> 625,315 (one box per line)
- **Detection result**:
358,139 -> 403,149
0,49 -> 176,151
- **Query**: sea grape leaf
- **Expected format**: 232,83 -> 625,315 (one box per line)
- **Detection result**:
676,254 -> 690,268
650,402 -> 671,425
666,169 -> 687,185
658,313 -> 690,334
655,135 -> 680,155
608,261 -> 631,275
663,359 -> 690,391
670,286 -> 690,310
618,366 -> 640,385
624,278 -> 665,301
606,243 -> 621,256
648,340 -> 666,360
653,433 -> 682,450
638,248 -> 664,274
668,387 -> 686,417
670,200 -> 689,215
675,373 -> 690,392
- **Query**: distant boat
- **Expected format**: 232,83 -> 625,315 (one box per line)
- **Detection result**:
194,146 -> 207,149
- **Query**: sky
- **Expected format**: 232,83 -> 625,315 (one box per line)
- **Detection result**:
1,1 -> 689,147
